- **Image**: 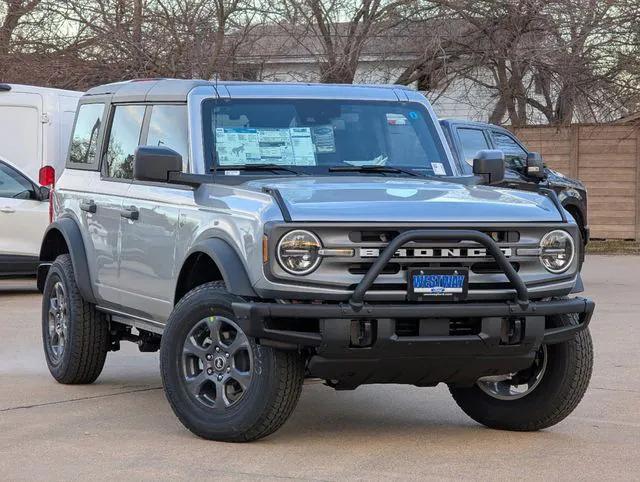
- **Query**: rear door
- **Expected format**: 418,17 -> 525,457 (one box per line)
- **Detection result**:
88,103 -> 146,306
0,161 -> 47,273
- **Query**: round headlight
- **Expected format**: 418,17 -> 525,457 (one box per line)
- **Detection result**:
539,230 -> 575,273
277,230 -> 322,275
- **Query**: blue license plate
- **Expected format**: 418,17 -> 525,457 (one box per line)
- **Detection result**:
409,268 -> 468,300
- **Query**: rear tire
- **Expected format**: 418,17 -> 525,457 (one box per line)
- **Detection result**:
449,312 -> 593,431
41,254 -> 110,384
160,282 -> 304,442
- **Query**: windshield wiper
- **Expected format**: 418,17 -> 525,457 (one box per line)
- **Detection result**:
328,165 -> 421,177
211,164 -> 306,175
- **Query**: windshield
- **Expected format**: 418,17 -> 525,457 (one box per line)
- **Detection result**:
202,98 -> 453,176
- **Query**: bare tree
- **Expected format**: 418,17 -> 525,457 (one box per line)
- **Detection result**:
0,0 -> 41,57
42,0 -> 259,85
413,0 -> 640,125
268,0 -> 415,84
529,0 -> 640,124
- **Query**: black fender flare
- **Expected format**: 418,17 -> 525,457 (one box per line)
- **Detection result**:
39,217 -> 96,303
561,199 -> 582,220
182,238 -> 257,298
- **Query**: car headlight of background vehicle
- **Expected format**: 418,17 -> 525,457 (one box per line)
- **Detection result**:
539,230 -> 575,273
277,230 -> 322,275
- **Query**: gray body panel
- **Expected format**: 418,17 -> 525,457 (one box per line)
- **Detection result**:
244,177 -> 562,223
52,79 -> 580,328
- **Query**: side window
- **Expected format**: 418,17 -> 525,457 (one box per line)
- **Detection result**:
104,105 -> 146,180
146,105 -> 189,164
456,128 -> 490,165
0,162 -> 34,199
68,103 -> 105,167
492,131 -> 527,169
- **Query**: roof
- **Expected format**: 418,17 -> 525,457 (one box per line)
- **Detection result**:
83,78 -> 414,102
1,83 -> 83,97
439,118 -> 508,129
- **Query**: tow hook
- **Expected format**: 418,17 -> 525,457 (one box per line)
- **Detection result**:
350,320 -> 375,347
501,318 -> 524,345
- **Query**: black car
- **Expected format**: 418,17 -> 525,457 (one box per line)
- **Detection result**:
439,119 -> 589,262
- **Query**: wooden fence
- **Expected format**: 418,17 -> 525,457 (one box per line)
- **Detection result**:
512,124 -> 640,240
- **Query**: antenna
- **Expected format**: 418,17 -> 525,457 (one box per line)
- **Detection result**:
212,71 -> 220,179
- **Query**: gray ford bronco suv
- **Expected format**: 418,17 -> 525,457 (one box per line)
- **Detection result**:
38,79 -> 594,442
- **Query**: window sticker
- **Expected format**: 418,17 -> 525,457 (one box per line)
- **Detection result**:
408,111 -> 419,120
216,127 -> 316,166
216,127 -> 261,164
289,128 -> 316,165
311,125 -> 335,153
386,113 -> 408,126
431,162 -> 446,175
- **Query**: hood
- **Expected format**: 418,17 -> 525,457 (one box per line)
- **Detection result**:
244,176 -> 563,223
545,168 -> 586,191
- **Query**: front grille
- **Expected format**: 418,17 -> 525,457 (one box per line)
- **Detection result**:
349,230 -> 400,243
349,229 -> 519,244
268,223 -> 569,300
394,318 -> 482,337
471,262 -> 520,274
348,261 -> 520,276
348,263 -> 401,275
449,318 -> 482,336
395,319 -> 419,337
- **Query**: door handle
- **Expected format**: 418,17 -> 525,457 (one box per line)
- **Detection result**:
80,199 -> 97,213
120,206 -> 139,220
0,206 -> 15,214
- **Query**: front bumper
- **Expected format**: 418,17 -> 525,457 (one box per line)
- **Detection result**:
233,297 -> 594,387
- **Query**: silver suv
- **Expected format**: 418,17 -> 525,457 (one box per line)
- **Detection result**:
38,79 -> 594,442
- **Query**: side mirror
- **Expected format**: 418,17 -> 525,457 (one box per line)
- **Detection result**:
472,150 -> 505,185
133,146 -> 183,183
525,152 -> 546,180
38,185 -> 50,201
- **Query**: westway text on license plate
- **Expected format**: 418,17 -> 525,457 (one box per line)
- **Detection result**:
412,271 -> 466,295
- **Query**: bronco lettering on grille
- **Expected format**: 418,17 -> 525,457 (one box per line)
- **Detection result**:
359,247 -> 513,258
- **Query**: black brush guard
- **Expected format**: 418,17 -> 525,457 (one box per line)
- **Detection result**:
233,229 -> 594,352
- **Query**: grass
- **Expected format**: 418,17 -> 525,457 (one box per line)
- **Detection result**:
586,240 -> 640,255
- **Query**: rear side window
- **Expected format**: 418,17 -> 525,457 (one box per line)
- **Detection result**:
456,128 -> 489,165
68,103 -> 105,167
104,105 -> 146,180
146,105 -> 189,163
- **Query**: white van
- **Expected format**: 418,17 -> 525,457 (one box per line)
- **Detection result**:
0,84 -> 82,277
0,83 -> 82,181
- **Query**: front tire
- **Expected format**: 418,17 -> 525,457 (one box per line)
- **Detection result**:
160,282 -> 304,442
41,254 -> 110,384
449,312 -> 593,431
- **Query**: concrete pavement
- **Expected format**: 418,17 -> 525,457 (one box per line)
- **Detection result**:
1,256 -> 639,480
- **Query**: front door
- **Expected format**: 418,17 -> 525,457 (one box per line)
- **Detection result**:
117,104 -> 191,322
490,130 -> 531,190
454,126 -> 491,170
118,184 -> 188,321
0,161 -> 48,275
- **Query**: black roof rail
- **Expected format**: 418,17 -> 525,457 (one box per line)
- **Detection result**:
0,83 -> 11,92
